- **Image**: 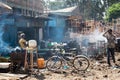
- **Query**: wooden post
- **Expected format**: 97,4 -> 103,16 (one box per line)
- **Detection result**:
24,50 -> 28,70
24,48 -> 36,74
30,50 -> 33,73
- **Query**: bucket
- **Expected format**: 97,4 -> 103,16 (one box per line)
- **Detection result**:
37,58 -> 45,69
28,40 -> 37,48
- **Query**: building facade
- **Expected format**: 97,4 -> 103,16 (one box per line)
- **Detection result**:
0,0 -> 44,17
0,0 -> 47,48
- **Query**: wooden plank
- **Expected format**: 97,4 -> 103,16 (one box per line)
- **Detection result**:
0,63 -> 11,69
0,73 -> 27,79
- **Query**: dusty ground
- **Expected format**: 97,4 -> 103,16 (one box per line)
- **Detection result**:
0,52 -> 120,80
24,52 -> 120,80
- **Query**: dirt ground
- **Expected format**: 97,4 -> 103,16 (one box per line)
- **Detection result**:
22,52 -> 120,80
0,52 -> 120,80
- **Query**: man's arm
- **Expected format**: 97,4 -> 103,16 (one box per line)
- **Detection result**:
103,30 -> 108,37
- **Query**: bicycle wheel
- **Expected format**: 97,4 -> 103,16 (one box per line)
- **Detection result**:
46,56 -> 62,71
73,55 -> 90,71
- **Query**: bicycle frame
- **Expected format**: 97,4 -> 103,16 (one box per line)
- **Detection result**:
51,48 -> 74,68
46,44 -> 90,71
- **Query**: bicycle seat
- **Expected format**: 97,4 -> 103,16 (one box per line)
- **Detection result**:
69,48 -> 77,51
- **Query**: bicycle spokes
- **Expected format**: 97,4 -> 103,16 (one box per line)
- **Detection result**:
73,56 -> 89,71
46,56 -> 62,71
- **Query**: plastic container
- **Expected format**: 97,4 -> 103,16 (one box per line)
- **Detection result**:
28,40 -> 37,48
37,58 -> 45,69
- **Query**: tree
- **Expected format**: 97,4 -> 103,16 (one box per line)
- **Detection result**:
64,0 -> 105,20
106,2 -> 120,21
107,0 -> 120,6
44,0 -> 107,20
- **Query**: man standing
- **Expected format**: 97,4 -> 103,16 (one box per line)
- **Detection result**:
19,33 -> 29,69
103,29 -> 116,67
19,33 -> 27,49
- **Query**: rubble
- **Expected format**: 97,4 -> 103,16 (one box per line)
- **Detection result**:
0,52 -> 120,80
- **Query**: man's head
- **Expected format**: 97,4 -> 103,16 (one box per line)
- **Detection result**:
108,29 -> 112,34
20,33 -> 25,38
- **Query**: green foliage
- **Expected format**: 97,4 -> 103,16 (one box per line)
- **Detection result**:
106,2 -> 120,21
107,0 -> 120,6
45,0 -> 112,20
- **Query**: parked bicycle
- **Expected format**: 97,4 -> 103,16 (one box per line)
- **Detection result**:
46,43 -> 90,72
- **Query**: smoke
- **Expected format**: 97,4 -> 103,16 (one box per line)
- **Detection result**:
49,27 -> 64,42
54,27 -> 64,42
65,28 -> 107,56
48,15 -> 65,42
0,21 -> 11,56
0,24 -> 8,47
89,29 -> 107,43
68,29 -> 107,44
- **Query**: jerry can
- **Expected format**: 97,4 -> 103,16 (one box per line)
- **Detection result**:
37,58 -> 45,69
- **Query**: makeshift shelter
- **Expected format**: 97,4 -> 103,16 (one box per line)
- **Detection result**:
45,6 -> 82,42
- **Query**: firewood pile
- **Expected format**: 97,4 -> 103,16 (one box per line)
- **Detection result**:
9,51 -> 25,73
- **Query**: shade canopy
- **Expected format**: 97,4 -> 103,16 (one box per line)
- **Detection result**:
0,2 -> 12,10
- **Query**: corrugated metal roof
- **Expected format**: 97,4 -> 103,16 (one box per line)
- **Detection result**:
50,6 -> 77,13
48,6 -> 78,16
0,2 -> 12,10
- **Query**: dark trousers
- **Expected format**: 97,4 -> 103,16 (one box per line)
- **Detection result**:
107,48 -> 115,65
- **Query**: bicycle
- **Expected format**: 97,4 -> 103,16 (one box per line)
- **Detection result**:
46,44 -> 90,72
